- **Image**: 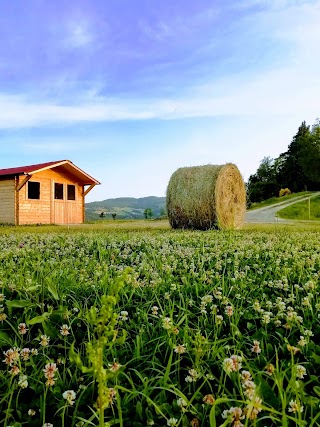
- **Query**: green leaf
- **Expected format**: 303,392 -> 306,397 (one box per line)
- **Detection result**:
258,378 -> 280,409
5,299 -> 35,316
28,312 -> 50,325
69,342 -> 84,370
47,282 -> 59,300
6,299 -> 33,308
305,395 -> 320,408
25,285 -> 41,292
136,401 -> 143,420
314,386 -> 320,398
311,353 -> 320,364
182,414 -> 190,427
0,331 -> 11,346
159,403 -> 173,417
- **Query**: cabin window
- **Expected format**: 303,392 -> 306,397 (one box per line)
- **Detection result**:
67,184 -> 76,200
54,183 -> 64,200
28,181 -> 40,199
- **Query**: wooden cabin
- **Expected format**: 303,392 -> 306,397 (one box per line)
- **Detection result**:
0,160 -> 100,225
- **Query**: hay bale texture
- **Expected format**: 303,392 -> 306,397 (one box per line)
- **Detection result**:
166,163 -> 246,230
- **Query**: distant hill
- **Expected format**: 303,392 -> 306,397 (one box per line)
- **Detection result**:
85,196 -> 166,220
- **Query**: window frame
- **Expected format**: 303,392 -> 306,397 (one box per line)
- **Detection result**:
67,184 -> 76,201
27,181 -> 41,200
54,182 -> 64,200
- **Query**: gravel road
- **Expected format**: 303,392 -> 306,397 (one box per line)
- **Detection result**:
245,193 -> 320,224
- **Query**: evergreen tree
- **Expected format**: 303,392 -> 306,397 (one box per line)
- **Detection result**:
247,157 -> 279,202
277,121 -> 311,192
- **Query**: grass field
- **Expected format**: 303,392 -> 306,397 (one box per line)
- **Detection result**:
277,196 -> 320,221
248,192 -> 312,210
1,224 -> 320,426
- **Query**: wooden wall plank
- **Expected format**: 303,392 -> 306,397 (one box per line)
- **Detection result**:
0,179 -> 15,224
18,169 -> 84,224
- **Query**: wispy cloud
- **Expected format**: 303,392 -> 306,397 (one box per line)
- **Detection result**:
22,141 -> 96,153
64,21 -> 94,48
0,57 -> 318,129
0,0 -> 318,129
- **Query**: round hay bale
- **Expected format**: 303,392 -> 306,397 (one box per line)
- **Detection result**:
166,163 -> 246,230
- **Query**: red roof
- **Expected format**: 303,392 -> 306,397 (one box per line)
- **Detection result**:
0,161 -> 64,177
0,160 -> 100,185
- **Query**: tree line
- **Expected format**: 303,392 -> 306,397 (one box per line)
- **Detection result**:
247,119 -> 320,203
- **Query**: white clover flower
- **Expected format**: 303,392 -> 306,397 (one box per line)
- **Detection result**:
174,344 -> 186,354
3,347 -> 20,365
177,397 -> 187,408
253,301 -> 261,312
213,290 -> 222,299
288,400 -> 304,413
151,306 -> 159,315
18,374 -> 28,388
225,305 -> 233,316
119,311 -> 129,321
210,304 -> 218,314
245,396 -> 262,420
261,312 -> 271,324
167,418 -> 178,426
18,323 -> 28,335
162,317 -> 173,330
63,390 -> 76,405
296,365 -> 307,379
298,335 -> 307,346
242,380 -> 256,399
10,365 -> 20,376
230,355 -> 242,371
251,340 -> 261,354
40,335 -> 50,347
28,409 -> 36,416
216,314 -> 223,325
222,406 -> 244,422
60,325 -> 70,336
201,295 -> 213,304
240,370 -> 252,382
21,348 -> 31,361
223,358 -> 234,374
108,360 -> 122,372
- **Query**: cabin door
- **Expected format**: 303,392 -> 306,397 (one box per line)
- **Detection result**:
53,182 -> 65,224
54,200 -> 65,224
66,201 -> 77,223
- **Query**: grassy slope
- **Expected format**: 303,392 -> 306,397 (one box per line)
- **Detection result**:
248,191 -> 312,210
2,219 -> 320,235
277,195 -> 320,220
85,196 -> 166,220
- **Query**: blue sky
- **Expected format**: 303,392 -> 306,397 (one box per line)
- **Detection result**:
0,0 -> 319,201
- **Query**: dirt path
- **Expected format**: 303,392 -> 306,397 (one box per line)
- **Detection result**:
245,193 -> 320,224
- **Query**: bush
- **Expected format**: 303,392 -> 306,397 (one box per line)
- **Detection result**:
279,188 -> 291,197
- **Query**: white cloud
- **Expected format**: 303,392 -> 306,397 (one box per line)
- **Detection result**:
0,1 -> 319,129
22,141 -> 98,153
64,21 -> 93,48
0,56 -> 318,128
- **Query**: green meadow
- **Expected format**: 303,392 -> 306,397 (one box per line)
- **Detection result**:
1,224 -> 320,427
277,196 -> 320,221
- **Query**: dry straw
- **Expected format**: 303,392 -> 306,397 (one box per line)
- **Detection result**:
166,163 -> 246,230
